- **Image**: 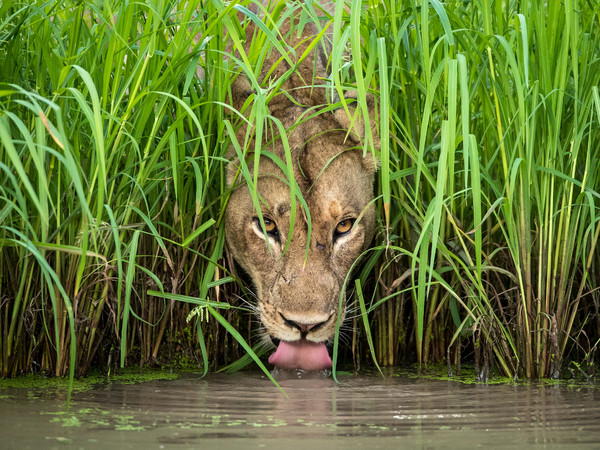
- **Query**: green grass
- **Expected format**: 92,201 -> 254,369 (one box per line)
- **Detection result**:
0,0 -> 599,392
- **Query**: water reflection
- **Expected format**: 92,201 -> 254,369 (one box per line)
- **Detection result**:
1,372 -> 599,448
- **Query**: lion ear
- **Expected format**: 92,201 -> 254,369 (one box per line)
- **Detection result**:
333,91 -> 380,174
230,75 -> 255,117
225,156 -> 241,188
226,75 -> 255,188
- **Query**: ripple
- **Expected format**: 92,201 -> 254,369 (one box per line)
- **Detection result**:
1,373 -> 599,448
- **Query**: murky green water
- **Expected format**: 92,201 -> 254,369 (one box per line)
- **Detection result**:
1,371 -> 599,449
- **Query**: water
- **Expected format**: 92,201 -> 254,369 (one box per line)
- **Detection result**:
1,371 -> 599,449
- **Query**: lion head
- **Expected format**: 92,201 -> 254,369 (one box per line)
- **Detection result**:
224,13 -> 377,371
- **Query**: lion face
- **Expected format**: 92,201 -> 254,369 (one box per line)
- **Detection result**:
225,114 -> 376,370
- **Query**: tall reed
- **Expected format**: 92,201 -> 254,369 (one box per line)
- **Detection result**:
0,0 -> 598,385
357,0 -> 600,378
0,0 -> 241,382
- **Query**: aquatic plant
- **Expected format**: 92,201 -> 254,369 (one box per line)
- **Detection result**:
0,0 -> 598,388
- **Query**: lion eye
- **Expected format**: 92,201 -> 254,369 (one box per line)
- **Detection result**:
254,217 -> 279,239
264,218 -> 277,233
334,219 -> 354,237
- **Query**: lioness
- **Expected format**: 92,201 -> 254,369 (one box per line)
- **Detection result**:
225,4 -> 377,371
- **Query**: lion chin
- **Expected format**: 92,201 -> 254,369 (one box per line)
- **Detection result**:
224,5 -> 378,371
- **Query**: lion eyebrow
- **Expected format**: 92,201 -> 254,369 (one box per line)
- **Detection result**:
329,201 -> 342,218
276,203 -> 290,216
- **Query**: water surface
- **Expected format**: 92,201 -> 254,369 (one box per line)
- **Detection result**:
1,371 -> 599,448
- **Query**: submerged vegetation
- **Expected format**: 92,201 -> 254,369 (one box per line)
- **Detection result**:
0,0 -> 599,388
0,366 -> 179,393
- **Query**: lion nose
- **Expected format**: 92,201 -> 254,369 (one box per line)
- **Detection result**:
280,313 -> 330,338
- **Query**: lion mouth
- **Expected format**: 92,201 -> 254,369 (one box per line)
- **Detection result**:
268,339 -> 332,371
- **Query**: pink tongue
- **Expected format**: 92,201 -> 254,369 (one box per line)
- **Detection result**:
268,340 -> 332,371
